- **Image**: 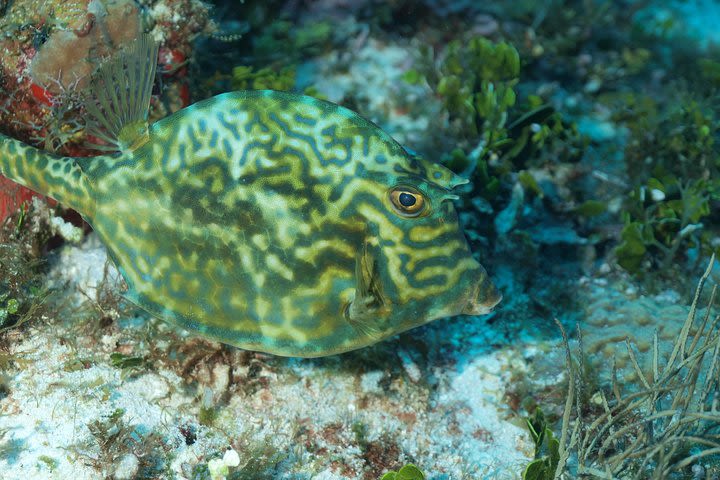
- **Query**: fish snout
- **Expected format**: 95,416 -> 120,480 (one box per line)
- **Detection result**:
461,271 -> 502,315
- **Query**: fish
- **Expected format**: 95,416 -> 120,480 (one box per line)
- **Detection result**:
0,34 -> 501,357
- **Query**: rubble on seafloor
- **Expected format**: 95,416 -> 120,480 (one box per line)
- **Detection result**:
301,36 -> 443,150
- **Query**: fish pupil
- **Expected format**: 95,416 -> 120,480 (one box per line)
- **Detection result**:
399,192 -> 416,207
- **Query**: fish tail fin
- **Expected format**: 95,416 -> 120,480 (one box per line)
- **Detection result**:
85,33 -> 159,153
0,133 -> 95,217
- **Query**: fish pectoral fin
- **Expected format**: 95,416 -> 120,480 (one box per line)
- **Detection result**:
84,33 -> 158,153
345,241 -> 390,338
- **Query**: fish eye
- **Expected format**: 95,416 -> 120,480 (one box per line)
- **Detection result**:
389,186 -> 426,217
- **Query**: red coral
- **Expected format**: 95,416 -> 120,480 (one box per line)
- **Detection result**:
73,13 -> 96,38
159,47 -> 188,76
179,83 -> 191,107
29,82 -> 53,106
0,177 -> 43,223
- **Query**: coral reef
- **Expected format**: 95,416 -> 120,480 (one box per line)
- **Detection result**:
0,0 -> 212,220
0,0 -> 719,477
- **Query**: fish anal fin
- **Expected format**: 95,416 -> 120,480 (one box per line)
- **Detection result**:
85,33 -> 158,153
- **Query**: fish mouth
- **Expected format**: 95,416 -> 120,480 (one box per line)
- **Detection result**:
461,277 -> 502,315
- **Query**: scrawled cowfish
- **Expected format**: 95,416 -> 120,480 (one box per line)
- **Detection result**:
0,35 -> 500,356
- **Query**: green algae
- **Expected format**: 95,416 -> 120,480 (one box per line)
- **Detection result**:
433,37 -> 520,144
109,352 -> 150,379
253,19 -> 334,61
522,408 -> 560,480
0,203 -> 53,335
351,420 -> 369,450
617,174 -> 713,275
198,405 -> 218,426
231,65 -> 295,91
0,295 -> 19,330
379,464 -> 426,480
85,408 -> 134,470
572,200 -> 607,218
228,443 -> 285,480
83,408 -> 169,478
195,442 -> 285,480
37,454 -> 59,471
597,67 -> 719,277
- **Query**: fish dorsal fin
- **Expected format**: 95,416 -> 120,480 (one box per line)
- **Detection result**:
85,34 -> 158,153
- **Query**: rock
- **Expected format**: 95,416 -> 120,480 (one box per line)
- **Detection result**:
113,453 -> 139,480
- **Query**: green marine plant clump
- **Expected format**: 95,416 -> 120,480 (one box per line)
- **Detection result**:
0,294 -> 20,332
616,175 -> 713,274
607,85 -> 719,275
0,202 -> 52,334
522,408 -> 560,480
437,37 -> 519,138
380,463 -> 426,480
109,352 -> 150,379
231,65 -> 296,91
82,408 -> 169,478
405,37 -> 586,215
253,19 -> 334,61
404,37 -> 521,159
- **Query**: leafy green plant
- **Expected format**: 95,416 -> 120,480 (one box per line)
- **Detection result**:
231,65 -> 295,91
522,408 -> 560,480
0,293 -> 19,331
379,463 -> 426,480
109,352 -> 150,379
441,37 -> 519,134
253,20 -> 334,61
616,176 -> 713,273
418,37 -> 521,160
407,38 -> 585,213
109,352 -> 145,369
604,84 -> 719,275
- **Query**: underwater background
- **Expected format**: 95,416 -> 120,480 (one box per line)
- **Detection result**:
0,0 -> 719,478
